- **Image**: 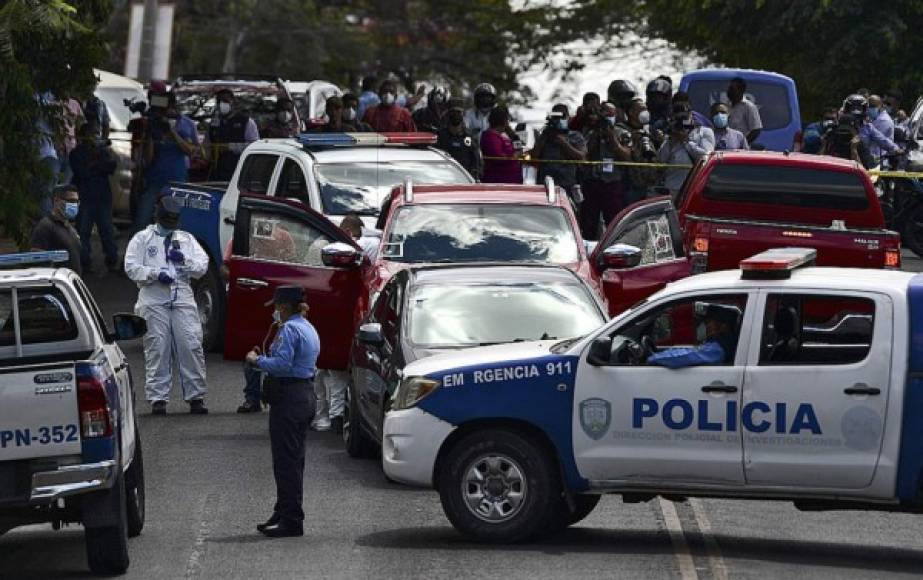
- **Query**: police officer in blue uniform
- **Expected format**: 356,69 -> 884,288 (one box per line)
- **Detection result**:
245,285 -> 319,538
646,304 -> 740,368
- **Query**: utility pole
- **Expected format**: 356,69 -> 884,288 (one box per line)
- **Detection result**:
138,0 -> 159,82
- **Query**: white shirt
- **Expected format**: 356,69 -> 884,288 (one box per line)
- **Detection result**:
728,99 -> 763,136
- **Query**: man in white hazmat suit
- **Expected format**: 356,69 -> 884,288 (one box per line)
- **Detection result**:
125,196 -> 210,415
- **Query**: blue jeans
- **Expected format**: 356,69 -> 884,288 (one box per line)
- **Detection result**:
134,181 -> 165,233
244,363 -> 262,403
78,189 -> 118,268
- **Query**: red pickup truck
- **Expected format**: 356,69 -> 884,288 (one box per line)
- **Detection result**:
591,151 -> 901,314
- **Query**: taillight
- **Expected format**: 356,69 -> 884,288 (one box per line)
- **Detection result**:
885,248 -> 901,269
693,237 -> 709,253
78,373 -> 112,438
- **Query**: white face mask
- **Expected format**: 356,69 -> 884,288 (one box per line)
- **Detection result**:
218,101 -> 231,116
343,107 -> 357,121
638,110 -> 651,125
381,93 -> 396,106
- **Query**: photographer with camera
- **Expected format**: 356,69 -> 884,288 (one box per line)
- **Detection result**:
70,122 -> 119,274
797,107 -> 838,154
657,111 -> 708,197
624,98 -> 661,205
532,104 -> 587,204
823,95 -> 899,169
134,82 -> 198,232
579,102 -> 630,239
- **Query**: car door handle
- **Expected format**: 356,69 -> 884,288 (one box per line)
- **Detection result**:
844,385 -> 881,396
236,277 -> 268,289
701,385 -> 738,393
223,217 -> 236,225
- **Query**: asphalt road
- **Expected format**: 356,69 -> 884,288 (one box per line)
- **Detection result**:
3,242 -> 923,579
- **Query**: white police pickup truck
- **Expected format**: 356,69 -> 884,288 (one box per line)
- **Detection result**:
383,248 -> 923,542
0,252 -> 147,575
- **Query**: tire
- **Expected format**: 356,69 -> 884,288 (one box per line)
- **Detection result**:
125,431 -> 145,538
85,473 -> 130,575
195,264 -> 225,352
901,204 -> 923,258
437,429 -> 561,543
343,381 -> 376,459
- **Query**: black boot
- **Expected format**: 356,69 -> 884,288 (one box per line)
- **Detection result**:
189,399 -> 208,415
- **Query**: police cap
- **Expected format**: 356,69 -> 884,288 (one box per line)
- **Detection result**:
265,285 -> 304,307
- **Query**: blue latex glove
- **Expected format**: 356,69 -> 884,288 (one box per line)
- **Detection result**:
157,271 -> 175,285
167,249 -> 185,263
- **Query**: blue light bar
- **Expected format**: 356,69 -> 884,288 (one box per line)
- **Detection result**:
0,251 -> 70,269
297,133 -> 360,147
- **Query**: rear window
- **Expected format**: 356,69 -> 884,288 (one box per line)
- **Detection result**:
702,164 -> 869,211
686,80 -> 792,131
0,288 -> 79,347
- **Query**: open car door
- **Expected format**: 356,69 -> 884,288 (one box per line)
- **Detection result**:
224,194 -> 367,368
590,197 -> 691,316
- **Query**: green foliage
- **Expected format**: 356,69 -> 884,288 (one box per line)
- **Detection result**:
637,0 -> 923,118
0,0 -> 111,247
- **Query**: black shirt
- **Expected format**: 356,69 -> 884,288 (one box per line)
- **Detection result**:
435,127 -> 481,179
30,216 -> 82,275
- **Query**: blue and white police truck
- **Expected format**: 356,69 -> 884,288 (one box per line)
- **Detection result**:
0,252 -> 147,575
383,248 -> 923,542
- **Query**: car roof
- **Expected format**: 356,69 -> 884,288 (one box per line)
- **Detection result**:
396,183 -> 563,205
711,150 -> 863,172
0,267 -> 73,286
408,264 -> 587,286
662,267 -> 915,296
94,69 -> 144,91
250,139 -> 453,164
681,68 -> 795,83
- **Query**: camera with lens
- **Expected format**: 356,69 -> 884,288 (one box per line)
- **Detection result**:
671,113 -> 695,134
637,131 -> 656,159
123,97 -> 148,115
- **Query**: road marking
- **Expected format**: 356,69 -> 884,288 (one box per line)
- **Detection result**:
689,498 -> 729,580
658,497 -> 699,580
185,492 -> 218,579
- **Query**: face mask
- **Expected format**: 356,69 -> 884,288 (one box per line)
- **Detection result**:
381,93 -> 395,106
343,107 -> 357,121
606,116 -> 617,126
167,118 -> 177,130
555,119 -> 568,130
712,113 -> 729,129
433,93 -> 446,104
868,107 -> 880,120
638,110 -> 651,125
218,101 -> 231,116
278,111 -> 292,123
155,224 -> 175,237
272,309 -> 282,323
63,202 -> 79,220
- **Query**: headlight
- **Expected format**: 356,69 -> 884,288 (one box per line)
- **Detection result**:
392,376 -> 440,410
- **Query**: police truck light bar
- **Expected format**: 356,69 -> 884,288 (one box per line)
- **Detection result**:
740,247 -> 816,280
297,132 -> 437,149
0,251 -> 70,270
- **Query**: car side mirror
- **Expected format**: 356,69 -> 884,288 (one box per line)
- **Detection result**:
322,242 -> 361,268
587,336 -> 613,366
598,243 -> 642,271
358,322 -> 384,346
112,313 -> 147,341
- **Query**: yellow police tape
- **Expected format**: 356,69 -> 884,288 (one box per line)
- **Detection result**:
483,156 -> 923,179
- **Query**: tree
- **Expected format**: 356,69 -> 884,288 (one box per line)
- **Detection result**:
0,0 -> 111,247
636,0 -> 923,119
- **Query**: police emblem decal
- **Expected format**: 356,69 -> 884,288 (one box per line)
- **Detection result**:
579,398 -> 611,440
147,246 -> 158,257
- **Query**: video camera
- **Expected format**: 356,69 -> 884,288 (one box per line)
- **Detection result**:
123,97 -> 148,115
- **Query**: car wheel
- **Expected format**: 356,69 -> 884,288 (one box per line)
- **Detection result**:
194,264 -> 225,352
902,204 -> 923,258
438,429 -> 560,543
126,429 -> 145,537
85,472 -> 130,575
343,381 -> 376,459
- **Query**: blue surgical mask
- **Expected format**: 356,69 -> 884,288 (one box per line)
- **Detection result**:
155,224 -> 175,237
272,309 -> 282,323
712,113 -> 729,129
868,107 -> 880,120
63,202 -> 79,220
